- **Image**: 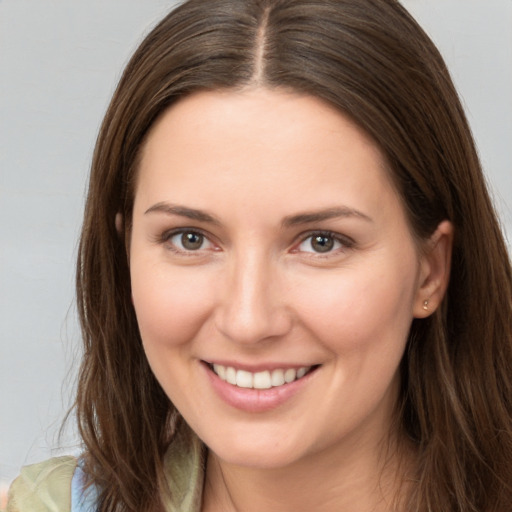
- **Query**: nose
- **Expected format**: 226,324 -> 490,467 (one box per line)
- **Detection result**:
214,250 -> 293,345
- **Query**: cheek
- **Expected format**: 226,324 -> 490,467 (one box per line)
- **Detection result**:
293,256 -> 418,353
130,260 -> 216,349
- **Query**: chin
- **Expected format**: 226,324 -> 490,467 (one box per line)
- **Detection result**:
201,427 -> 314,470
210,445 -> 302,470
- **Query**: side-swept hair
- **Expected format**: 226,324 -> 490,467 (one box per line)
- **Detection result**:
76,0 -> 512,510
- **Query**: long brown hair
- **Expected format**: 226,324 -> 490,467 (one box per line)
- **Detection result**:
76,0 -> 512,510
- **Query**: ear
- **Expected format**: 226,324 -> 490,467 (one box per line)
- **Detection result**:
413,220 -> 454,318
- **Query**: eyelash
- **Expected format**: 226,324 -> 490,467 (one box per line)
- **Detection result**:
156,228 -> 355,257
157,228 -> 215,255
294,230 -> 355,256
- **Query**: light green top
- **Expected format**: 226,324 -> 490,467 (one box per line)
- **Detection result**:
6,456 -> 77,512
7,432 -> 205,512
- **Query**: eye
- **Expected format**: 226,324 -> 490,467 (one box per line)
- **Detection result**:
167,230 -> 215,252
297,232 -> 348,254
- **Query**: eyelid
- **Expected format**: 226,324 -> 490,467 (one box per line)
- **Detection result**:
154,227 -> 354,256
156,227 -> 219,254
293,230 -> 356,254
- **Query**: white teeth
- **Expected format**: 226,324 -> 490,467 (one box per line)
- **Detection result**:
226,366 -> 237,385
213,364 -> 226,380
236,370 -> 253,388
271,369 -> 285,387
211,364 -> 312,389
253,371 -> 272,389
284,368 -> 296,383
296,367 -> 308,379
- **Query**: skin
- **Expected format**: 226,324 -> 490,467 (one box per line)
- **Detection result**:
129,88 -> 452,511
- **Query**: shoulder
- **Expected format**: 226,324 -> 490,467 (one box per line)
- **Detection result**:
7,456 -> 78,512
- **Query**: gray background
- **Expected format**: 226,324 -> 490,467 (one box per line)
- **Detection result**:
1,0 -> 511,487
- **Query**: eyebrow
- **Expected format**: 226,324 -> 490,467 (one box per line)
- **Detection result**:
144,202 -> 220,225
282,207 -> 373,227
144,202 -> 372,227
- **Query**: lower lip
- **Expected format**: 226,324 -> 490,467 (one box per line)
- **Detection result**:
202,363 -> 317,413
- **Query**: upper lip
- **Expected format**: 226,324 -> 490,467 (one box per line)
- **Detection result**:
202,360 -> 319,372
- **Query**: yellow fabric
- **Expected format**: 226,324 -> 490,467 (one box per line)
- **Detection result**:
6,432 -> 204,512
162,430 -> 204,512
6,456 -> 77,512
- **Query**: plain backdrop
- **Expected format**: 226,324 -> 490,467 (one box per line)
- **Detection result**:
1,0 -> 511,486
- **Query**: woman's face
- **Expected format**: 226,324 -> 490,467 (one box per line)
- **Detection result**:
130,88 -> 432,469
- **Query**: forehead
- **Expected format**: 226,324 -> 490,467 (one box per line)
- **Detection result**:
142,88 -> 384,158
135,88 -> 405,228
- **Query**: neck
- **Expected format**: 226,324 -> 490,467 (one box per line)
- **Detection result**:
202,429 -> 414,512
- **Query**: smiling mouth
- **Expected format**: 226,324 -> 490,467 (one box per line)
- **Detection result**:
206,363 -> 319,390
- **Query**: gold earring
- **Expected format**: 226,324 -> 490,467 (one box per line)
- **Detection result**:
423,299 -> 429,311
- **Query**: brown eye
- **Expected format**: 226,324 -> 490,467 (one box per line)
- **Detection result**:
180,232 -> 204,250
298,233 -> 345,254
167,230 -> 214,252
311,235 -> 334,253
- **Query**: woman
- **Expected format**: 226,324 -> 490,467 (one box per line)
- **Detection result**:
8,0 -> 512,511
